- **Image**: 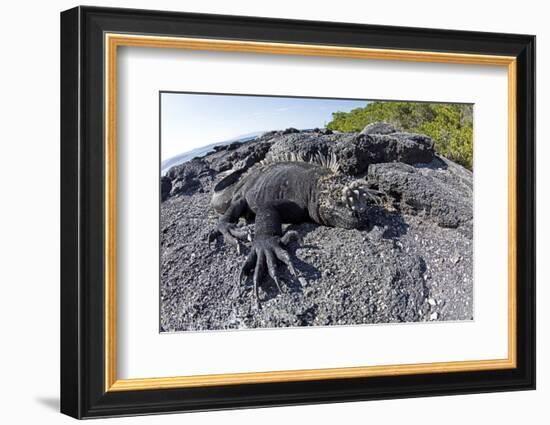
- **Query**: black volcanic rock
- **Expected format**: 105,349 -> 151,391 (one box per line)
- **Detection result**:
160,124 -> 473,331
262,130 -> 434,176
160,176 -> 172,202
167,158 -> 213,197
368,158 -> 473,234
360,121 -> 399,135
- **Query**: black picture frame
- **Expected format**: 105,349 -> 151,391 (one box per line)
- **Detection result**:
60,5 -> 536,419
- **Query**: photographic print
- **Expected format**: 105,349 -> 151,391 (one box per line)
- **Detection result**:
160,93 -> 474,332
61,9 -> 535,417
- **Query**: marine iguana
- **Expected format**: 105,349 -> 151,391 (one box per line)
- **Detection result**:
208,154 -> 384,305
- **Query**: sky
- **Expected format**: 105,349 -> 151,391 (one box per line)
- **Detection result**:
160,92 -> 369,161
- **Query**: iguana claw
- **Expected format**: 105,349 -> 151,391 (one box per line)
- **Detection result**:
343,184 -> 385,212
208,222 -> 252,253
238,231 -> 299,305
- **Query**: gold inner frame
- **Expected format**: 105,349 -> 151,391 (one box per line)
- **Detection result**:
104,33 -> 518,392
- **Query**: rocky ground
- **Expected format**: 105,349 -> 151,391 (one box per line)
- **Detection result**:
160,123 -> 473,332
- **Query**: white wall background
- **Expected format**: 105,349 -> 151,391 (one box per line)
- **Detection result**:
0,0 -> 545,423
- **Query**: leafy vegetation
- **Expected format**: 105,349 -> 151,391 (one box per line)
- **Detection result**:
327,101 -> 473,169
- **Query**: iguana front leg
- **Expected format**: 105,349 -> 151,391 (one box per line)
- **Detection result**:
208,197 -> 251,253
239,203 -> 300,306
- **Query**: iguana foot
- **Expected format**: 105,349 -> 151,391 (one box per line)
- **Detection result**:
208,221 -> 252,254
343,183 -> 385,212
238,231 -> 299,306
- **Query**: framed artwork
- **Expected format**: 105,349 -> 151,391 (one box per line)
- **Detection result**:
60,6 -> 536,419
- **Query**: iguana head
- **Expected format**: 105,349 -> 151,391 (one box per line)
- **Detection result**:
315,175 -> 383,229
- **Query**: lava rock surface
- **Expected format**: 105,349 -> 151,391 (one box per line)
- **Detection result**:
160,125 -> 473,332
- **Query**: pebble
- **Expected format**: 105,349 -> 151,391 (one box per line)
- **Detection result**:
430,312 -> 438,320
428,298 -> 437,306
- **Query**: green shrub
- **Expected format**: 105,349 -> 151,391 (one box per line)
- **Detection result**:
327,101 -> 473,170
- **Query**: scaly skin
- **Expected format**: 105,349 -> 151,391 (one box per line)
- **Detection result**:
208,161 -> 383,306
